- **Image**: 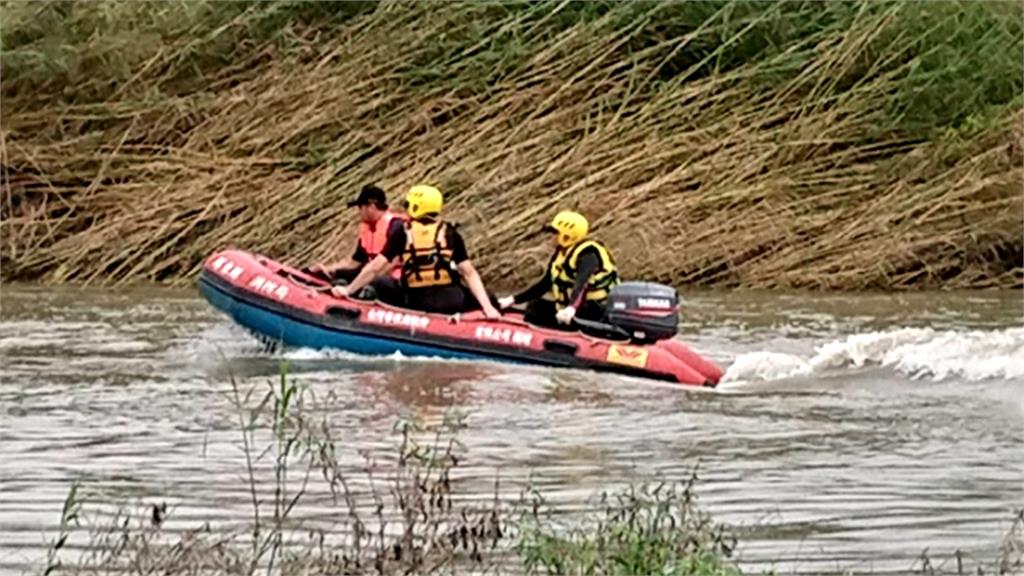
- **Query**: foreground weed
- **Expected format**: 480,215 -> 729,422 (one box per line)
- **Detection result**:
514,469 -> 741,576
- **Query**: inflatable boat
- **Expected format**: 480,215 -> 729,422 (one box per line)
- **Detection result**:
198,249 -> 723,387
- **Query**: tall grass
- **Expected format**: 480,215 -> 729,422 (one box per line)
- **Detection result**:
515,473 -> 741,576
2,1 -> 1021,289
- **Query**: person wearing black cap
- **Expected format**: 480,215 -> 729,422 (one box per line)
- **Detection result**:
334,184 -> 501,319
308,184 -> 406,285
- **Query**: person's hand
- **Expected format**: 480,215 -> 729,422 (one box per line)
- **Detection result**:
482,304 -> 501,320
555,305 -> 576,325
330,286 -> 349,298
497,296 -> 515,309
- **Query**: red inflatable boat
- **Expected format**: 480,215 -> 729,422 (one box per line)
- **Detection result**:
198,249 -> 722,387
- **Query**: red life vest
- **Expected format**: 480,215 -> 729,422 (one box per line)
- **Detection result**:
358,211 -> 403,279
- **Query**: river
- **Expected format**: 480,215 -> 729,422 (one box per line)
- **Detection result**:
1,285 -> 1022,574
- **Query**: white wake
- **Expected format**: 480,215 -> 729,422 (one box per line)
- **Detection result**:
722,327 -> 1024,383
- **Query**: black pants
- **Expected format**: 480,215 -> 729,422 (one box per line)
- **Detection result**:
523,299 -> 606,330
374,281 -> 496,315
329,267 -> 361,283
324,268 -> 405,303
366,276 -> 403,305
297,266 -> 361,284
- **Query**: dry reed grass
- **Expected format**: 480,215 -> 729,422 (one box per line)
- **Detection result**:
2,1 -> 1021,289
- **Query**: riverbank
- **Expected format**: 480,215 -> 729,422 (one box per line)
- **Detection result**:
2,1 -> 1022,289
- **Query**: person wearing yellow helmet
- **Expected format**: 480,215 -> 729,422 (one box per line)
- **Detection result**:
497,210 -> 619,329
334,185 -> 501,319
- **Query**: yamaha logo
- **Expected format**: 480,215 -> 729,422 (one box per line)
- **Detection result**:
637,297 -> 672,309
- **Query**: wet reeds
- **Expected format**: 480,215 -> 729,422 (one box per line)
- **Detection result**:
2,1 -> 1022,289
515,471 -> 740,575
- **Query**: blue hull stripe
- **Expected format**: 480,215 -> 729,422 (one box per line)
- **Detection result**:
200,280 -> 497,362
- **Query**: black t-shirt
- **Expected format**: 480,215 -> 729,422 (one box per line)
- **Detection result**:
379,220 -> 469,264
351,218 -> 406,264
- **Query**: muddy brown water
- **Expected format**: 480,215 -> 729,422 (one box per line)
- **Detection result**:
1,285 -> 1022,574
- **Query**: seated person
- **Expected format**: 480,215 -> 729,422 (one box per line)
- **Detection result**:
308,184 -> 404,283
497,210 -> 619,329
332,185 -> 500,319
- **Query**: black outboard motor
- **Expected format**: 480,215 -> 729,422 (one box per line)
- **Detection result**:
605,282 -> 679,343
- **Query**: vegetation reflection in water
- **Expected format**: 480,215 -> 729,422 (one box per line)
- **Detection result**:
38,363 -> 1023,576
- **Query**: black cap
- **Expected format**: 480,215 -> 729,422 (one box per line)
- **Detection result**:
347,185 -> 387,208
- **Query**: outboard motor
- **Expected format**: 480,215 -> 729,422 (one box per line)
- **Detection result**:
605,282 -> 679,343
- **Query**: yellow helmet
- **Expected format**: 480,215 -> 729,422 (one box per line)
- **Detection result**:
405,185 -> 443,220
546,210 -> 589,248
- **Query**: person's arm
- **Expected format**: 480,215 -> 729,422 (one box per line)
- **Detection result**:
553,251 -> 601,324
334,225 -> 405,297
498,253 -> 554,309
340,243 -> 370,269
567,249 -> 602,308
513,275 -> 552,304
340,254 -> 390,296
447,228 -> 499,318
457,260 -> 500,319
